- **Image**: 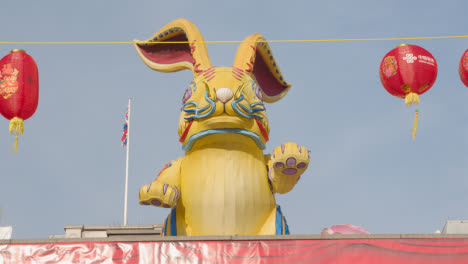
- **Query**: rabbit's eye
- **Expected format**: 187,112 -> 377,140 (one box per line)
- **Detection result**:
255,85 -> 263,102
182,87 -> 192,103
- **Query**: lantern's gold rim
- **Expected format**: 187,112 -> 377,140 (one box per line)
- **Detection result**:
10,49 -> 26,54
397,44 -> 407,47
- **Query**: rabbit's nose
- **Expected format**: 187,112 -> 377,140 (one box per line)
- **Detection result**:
216,88 -> 234,103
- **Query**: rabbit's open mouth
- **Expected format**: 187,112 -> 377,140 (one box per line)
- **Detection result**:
179,114 -> 269,152
181,128 -> 266,151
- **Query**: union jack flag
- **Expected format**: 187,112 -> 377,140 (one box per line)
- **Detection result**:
121,109 -> 128,147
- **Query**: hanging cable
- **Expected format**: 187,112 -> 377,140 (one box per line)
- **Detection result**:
0,35 -> 467,45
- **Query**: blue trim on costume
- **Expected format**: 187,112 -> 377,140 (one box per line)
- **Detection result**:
284,216 -> 290,235
191,81 -> 197,91
164,218 -> 168,236
170,207 -> 177,236
183,90 -> 216,120
232,93 -> 250,119
275,205 -> 283,235
251,102 -> 265,108
232,93 -> 265,119
182,129 -> 266,151
239,103 -> 251,114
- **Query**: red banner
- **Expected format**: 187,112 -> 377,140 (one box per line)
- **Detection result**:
1,238 -> 468,263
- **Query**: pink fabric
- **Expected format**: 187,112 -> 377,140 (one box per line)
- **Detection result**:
5,238 -> 468,263
321,224 -> 370,235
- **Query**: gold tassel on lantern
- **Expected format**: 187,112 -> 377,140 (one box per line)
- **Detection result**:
405,92 -> 420,106
404,92 -> 420,142
9,117 -> 24,152
411,110 -> 418,142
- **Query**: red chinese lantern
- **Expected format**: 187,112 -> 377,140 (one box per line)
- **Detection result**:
459,49 -> 468,87
0,49 -> 39,151
379,44 -> 437,141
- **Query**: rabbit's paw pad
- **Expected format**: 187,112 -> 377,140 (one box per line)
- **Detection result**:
139,183 -> 180,208
272,142 -> 309,176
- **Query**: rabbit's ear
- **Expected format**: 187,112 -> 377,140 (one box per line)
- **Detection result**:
233,33 -> 291,103
134,19 -> 212,76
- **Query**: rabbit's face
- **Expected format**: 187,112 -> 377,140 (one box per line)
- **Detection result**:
178,67 -> 269,151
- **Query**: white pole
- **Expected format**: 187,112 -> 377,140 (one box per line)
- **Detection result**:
124,97 -> 131,226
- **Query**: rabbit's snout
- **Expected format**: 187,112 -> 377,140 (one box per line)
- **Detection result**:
215,88 -> 234,103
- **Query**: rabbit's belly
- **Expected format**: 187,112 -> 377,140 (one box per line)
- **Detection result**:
180,146 -> 276,235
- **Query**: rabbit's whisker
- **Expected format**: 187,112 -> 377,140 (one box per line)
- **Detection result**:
183,90 -> 216,120
232,92 -> 264,119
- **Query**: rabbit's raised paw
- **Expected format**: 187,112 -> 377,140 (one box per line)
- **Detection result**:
139,182 -> 180,209
268,142 -> 310,194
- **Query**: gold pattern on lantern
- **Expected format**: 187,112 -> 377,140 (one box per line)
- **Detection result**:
418,84 -> 428,93
0,64 -> 19,99
463,53 -> 468,71
401,84 -> 411,94
382,56 -> 397,78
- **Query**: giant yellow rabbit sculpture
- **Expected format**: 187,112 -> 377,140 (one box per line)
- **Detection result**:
136,19 -> 310,236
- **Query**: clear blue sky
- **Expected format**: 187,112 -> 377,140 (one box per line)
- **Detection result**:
0,0 -> 467,238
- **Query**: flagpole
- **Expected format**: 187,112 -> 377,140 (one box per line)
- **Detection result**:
124,97 -> 131,226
